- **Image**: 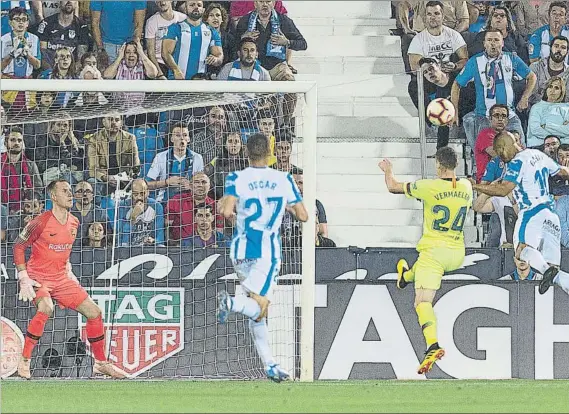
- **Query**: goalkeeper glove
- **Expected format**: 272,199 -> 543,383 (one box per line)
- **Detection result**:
18,270 -> 40,303
67,262 -> 79,284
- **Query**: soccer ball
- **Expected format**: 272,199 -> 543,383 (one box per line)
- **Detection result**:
426,98 -> 456,126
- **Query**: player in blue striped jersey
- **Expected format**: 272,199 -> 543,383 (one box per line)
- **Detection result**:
217,133 -> 308,383
161,0 -> 223,80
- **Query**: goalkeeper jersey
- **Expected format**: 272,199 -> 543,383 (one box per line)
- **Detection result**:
404,177 -> 473,251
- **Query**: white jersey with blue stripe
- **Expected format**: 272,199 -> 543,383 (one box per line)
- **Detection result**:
503,149 -> 560,213
225,167 -> 302,262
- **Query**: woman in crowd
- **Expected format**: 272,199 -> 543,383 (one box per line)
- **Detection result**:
38,47 -> 78,107
79,51 -> 99,72
204,3 -> 237,77
204,131 -> 248,200
527,76 -> 569,147
84,221 -> 108,248
103,40 -> 158,107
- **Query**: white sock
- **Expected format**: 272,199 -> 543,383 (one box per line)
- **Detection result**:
230,295 -> 261,320
520,247 -> 550,274
249,318 -> 276,367
554,270 -> 569,294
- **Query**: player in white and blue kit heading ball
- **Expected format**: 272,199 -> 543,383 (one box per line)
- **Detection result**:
217,133 -> 309,383
472,131 -> 569,295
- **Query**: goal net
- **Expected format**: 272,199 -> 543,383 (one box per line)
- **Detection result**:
0,79 -> 316,381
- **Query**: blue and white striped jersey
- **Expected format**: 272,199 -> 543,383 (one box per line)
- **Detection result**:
225,167 -> 302,261
503,149 -> 560,213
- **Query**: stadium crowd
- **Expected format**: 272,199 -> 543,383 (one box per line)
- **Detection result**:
0,0 -> 336,249
395,0 -> 569,279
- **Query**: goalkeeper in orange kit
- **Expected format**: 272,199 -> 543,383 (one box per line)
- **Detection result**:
379,147 -> 472,374
13,180 -> 124,379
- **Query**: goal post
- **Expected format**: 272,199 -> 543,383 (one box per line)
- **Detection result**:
0,79 -> 317,381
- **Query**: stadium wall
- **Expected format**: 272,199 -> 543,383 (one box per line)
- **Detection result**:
1,247 -> 569,380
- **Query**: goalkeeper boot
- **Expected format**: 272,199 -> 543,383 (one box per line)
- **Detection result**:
17,357 -> 31,380
417,343 -> 445,375
217,290 -> 231,324
265,364 -> 291,383
396,259 -> 410,289
93,361 -> 126,379
539,266 -> 559,295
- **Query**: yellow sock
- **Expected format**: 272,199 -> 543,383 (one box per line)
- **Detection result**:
416,302 -> 437,349
403,267 -> 415,283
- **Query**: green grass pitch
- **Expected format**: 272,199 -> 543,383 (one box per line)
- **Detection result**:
1,379 -> 568,413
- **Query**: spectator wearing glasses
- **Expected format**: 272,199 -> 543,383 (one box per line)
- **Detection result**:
451,29 -> 536,151
70,180 -> 110,245
474,104 -> 509,183
1,7 -> 41,110
529,2 -> 569,64
527,76 -> 569,147
1,2 -> 43,36
529,36 -> 569,106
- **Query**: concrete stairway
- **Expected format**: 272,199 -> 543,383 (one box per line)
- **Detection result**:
287,1 -> 478,248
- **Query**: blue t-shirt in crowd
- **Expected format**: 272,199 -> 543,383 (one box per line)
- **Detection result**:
90,1 -> 146,45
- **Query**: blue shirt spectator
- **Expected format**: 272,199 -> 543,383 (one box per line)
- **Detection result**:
162,20 -> 222,80
128,126 -> 164,180
529,25 -> 569,63
90,1 -> 146,61
455,50 -> 532,118
117,180 -> 165,247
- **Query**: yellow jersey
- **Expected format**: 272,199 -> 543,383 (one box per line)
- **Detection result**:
404,178 -> 473,251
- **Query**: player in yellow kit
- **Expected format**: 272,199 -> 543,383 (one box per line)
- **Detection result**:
379,146 -> 472,375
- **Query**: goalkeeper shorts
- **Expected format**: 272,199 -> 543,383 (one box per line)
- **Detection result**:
34,278 -> 89,310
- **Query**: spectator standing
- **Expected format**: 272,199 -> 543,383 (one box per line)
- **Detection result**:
35,0 -> 89,68
192,106 -> 227,165
146,122 -> 204,203
235,0 -> 306,80
145,0 -> 186,80
506,0 -> 540,37
204,132 -> 248,200
229,0 -> 286,28
529,35 -> 569,105
527,76 -> 569,146
90,0 -> 146,64
165,171 -> 223,241
451,29 -> 536,150
256,109 -> 278,165
467,1 -> 488,33
273,134 -> 300,174
117,179 -> 165,247
217,37 -> 270,81
474,104 -> 509,182
70,180 -> 109,245
204,2 -> 237,75
162,0 -> 223,80
181,204 -> 228,248
529,1 -> 569,64
86,114 -> 140,196
1,7 -> 41,110
1,127 -> 42,213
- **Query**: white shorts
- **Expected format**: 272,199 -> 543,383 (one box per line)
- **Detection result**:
514,206 -> 561,266
232,258 -> 281,301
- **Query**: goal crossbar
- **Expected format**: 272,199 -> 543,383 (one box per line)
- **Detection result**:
1,79 -> 318,382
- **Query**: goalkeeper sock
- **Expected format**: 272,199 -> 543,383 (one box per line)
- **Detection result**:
230,295 -> 261,320
249,318 -> 276,367
416,302 -> 438,349
86,315 -> 106,361
23,311 -> 50,359
520,247 -> 549,274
